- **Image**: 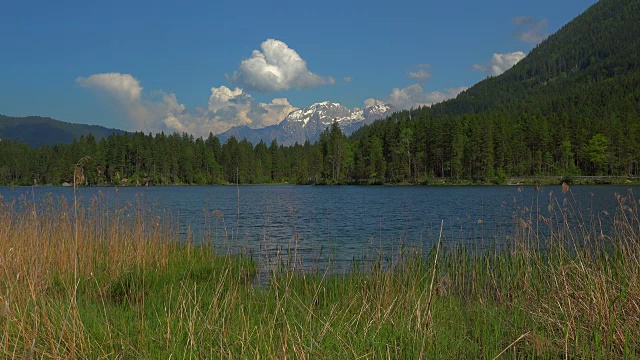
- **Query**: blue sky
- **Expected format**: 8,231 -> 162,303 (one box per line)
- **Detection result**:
0,0 -> 597,137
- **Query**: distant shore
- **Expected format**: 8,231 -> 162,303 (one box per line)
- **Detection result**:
9,175 -> 640,188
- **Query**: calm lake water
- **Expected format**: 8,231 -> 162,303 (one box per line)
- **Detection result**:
1,185 -> 637,274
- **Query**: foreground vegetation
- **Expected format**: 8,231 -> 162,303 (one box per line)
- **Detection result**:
1,187 -> 639,358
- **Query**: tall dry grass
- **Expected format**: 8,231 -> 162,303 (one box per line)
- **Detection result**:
518,188 -> 640,356
0,184 -> 639,358
0,191 -> 174,357
435,185 -> 640,357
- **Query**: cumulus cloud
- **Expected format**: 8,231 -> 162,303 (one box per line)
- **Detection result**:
472,51 -> 526,76
342,76 -> 352,83
408,70 -> 431,82
77,73 -> 183,133
512,16 -> 548,44
77,73 -> 142,103
367,84 -> 467,110
230,39 -> 333,92
201,86 -> 297,133
407,64 -> 431,83
78,73 -> 297,137
363,98 -> 387,107
389,84 -> 467,109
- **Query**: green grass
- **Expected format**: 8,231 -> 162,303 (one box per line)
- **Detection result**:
1,187 -> 639,358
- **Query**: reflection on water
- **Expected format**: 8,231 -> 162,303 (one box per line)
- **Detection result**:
1,184 -> 635,275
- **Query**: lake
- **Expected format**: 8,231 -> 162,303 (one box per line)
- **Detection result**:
1,185 -> 636,274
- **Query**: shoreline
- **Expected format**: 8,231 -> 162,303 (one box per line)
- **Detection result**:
9,175 -> 640,188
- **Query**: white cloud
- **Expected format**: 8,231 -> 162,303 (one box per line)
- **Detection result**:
363,98 -> 387,107
77,73 -> 142,102
342,76 -> 353,83
512,16 -> 548,44
407,64 -> 431,83
78,73 -> 297,137
408,70 -> 431,82
472,51 -> 526,76
201,86 -> 297,133
77,73 -> 182,133
368,84 -> 467,110
230,39 -> 333,92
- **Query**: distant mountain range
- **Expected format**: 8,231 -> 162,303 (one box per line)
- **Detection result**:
1,102 -> 394,148
0,115 -> 125,147
0,101 -> 396,147
217,101 -> 394,145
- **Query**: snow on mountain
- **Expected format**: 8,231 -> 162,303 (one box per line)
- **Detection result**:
362,103 -> 392,122
217,101 -> 394,146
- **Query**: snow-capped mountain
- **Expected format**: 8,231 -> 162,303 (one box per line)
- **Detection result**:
217,101 -> 394,146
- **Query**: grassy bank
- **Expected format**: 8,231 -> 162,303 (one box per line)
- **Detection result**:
1,188 -> 639,358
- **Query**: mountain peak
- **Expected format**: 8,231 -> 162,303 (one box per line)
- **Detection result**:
314,101 -> 341,107
285,101 -> 351,126
218,101 -> 395,146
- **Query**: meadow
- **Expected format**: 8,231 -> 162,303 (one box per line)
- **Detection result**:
1,185 -> 639,358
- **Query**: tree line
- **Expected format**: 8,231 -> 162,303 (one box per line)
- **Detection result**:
1,101 -> 638,186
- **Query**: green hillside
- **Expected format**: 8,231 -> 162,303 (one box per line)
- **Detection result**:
433,0 -> 640,115
349,0 -> 640,180
0,115 -> 125,147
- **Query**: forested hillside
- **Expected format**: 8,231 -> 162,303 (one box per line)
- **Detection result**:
432,0 -> 640,115
0,115 -> 125,147
350,0 -> 640,180
0,0 -> 638,186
